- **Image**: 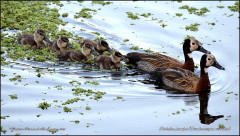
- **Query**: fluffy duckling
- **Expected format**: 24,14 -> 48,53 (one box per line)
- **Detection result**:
57,42 -> 99,62
125,38 -> 210,72
17,29 -> 50,50
149,54 -> 225,94
48,36 -> 73,52
95,51 -> 123,70
79,39 -> 111,54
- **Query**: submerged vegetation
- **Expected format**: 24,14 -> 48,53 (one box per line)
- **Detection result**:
185,23 -> 200,31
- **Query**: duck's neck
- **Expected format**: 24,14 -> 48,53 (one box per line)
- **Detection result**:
82,50 -> 92,59
182,52 -> 194,72
195,68 -> 211,93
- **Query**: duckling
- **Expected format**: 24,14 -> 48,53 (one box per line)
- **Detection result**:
95,51 -> 123,70
149,54 -> 225,94
125,38 -> 210,72
17,29 -> 50,50
57,42 -> 99,62
48,36 -> 74,52
79,39 -> 111,54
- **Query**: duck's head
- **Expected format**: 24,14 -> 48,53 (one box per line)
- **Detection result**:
34,29 -> 51,43
97,40 -> 111,52
57,36 -> 73,50
183,38 -> 210,58
200,54 -> 225,74
82,42 -> 99,56
111,51 -> 123,63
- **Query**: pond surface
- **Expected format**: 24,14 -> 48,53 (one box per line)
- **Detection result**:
1,1 -> 239,135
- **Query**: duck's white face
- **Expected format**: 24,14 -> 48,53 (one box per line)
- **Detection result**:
189,38 -> 200,52
206,54 -> 216,67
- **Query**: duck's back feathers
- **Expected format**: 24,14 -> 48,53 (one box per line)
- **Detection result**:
17,34 -> 36,46
57,50 -> 87,62
151,67 -> 199,93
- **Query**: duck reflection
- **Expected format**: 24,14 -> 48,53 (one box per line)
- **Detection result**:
199,93 -> 224,124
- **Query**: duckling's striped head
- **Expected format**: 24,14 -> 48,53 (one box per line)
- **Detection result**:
97,40 -> 110,51
82,42 -> 99,56
57,36 -> 73,49
34,29 -> 50,43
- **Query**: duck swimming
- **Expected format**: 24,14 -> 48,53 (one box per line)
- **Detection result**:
17,29 -> 50,50
48,36 -> 73,52
148,54 -> 225,94
79,39 -> 112,54
125,38 -> 210,72
57,42 -> 99,62
95,51 -> 123,70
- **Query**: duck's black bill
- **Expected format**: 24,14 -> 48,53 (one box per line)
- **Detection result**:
92,48 -> 99,56
67,43 -> 75,49
213,61 -> 225,70
44,36 -> 51,43
197,46 -> 211,54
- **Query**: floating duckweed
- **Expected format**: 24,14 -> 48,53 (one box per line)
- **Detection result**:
175,13 -> 183,17
217,6 -> 225,8
1,115 -> 10,119
140,13 -> 152,18
93,91 -> 106,100
53,85 -> 63,90
129,46 -> 140,50
85,106 -> 91,110
84,81 -> 100,85
15,133 -> 21,136
179,5 -> 210,15
83,59 -> 95,64
123,39 -> 129,42
62,98 -> 84,105
92,1 -> 112,6
38,102 -> 51,110
228,1 -> 239,12
126,12 -> 140,20
63,106 -> 72,113
1,126 -> 7,134
160,23 -> 167,28
185,23 -> 200,31
62,13 -> 68,17
9,94 -> 18,99
208,22 -> 216,26
9,75 -> 21,82
36,114 -> 41,117
218,124 -> 225,129
144,49 -> 154,53
69,80 -> 82,86
48,129 -> 58,134
117,96 -> 123,99
91,32 -> 101,36
74,8 -> 97,19
70,120 -> 80,124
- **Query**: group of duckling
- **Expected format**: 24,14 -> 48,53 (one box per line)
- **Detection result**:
18,29 -> 225,94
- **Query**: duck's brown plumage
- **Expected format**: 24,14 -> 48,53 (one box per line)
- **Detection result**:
95,51 -> 123,70
17,29 -> 50,50
126,38 -> 210,72
48,36 -> 72,52
150,54 -> 225,94
79,39 -> 110,54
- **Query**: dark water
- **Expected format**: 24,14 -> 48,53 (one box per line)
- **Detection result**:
1,1 -> 239,135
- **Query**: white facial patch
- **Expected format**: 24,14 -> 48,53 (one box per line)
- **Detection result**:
187,53 -> 192,58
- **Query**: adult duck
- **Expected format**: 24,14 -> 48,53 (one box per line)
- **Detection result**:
17,29 -> 51,50
79,39 -> 112,54
148,54 -> 225,94
57,42 -> 99,62
125,38 -> 210,72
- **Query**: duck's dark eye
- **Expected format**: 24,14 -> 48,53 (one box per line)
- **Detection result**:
208,58 -> 211,60
192,43 -> 195,45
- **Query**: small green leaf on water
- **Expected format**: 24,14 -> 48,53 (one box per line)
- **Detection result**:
9,94 -> 18,99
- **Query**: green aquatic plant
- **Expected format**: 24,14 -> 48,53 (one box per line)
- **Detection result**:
62,13 -> 68,17
70,120 -> 80,124
85,106 -> 91,110
92,1 -> 112,6
179,5 -> 210,15
9,75 -> 22,82
84,81 -> 100,85
140,13 -> 152,18
1,126 -> 7,134
38,102 -> 51,110
185,23 -> 200,31
217,6 -> 225,8
63,106 -> 72,113
36,114 -> 41,117
144,49 -> 154,53
62,98 -> 84,105
48,129 -> 58,134
9,94 -> 18,99
91,32 -> 101,36
1,116 -> 10,119
74,8 -> 97,19
218,124 -> 225,129
126,12 -> 140,20
123,39 -> 130,42
228,1 -> 239,12
129,46 -> 140,50
175,13 -> 183,17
